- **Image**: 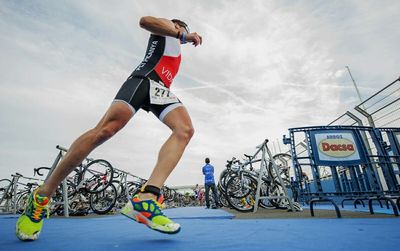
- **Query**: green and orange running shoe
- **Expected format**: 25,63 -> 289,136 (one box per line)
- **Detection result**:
120,194 -> 180,234
16,189 -> 49,241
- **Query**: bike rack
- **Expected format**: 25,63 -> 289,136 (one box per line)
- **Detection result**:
310,198 -> 342,218
44,145 -> 102,217
44,146 -> 70,217
112,167 -> 144,201
0,174 -> 22,214
253,139 -> 295,213
2,145 -> 149,216
0,173 -> 44,214
368,197 -> 399,216
353,198 -> 366,208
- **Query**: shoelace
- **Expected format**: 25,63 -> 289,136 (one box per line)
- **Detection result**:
32,207 -> 44,221
31,195 -> 49,220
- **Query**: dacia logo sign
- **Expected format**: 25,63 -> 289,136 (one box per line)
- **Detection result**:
318,136 -> 356,158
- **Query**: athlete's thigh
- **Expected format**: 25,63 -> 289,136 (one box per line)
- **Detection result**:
91,102 -> 132,133
159,105 -> 193,131
145,80 -> 194,132
94,77 -> 148,130
114,76 -> 149,114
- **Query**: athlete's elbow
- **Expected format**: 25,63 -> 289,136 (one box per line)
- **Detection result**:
139,16 -> 152,28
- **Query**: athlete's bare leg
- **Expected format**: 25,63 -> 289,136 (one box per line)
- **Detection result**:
148,106 -> 194,187
37,101 -> 134,197
140,106 -> 194,200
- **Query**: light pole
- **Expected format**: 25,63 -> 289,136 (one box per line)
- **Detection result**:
345,66 -> 375,127
345,66 -> 366,110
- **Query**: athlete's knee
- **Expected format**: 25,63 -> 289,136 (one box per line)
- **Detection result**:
174,124 -> 194,143
92,125 -> 120,146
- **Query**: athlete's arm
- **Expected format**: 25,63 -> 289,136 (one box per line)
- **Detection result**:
139,16 -> 202,46
139,16 -> 178,37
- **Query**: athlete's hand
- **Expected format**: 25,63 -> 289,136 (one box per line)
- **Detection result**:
186,32 -> 202,47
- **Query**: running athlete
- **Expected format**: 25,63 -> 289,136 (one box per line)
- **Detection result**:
16,16 -> 202,240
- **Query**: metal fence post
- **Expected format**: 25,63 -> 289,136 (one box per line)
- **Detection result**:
354,106 -> 375,128
62,179 -> 69,217
12,175 -> 20,214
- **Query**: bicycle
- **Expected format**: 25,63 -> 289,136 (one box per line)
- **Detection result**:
221,140 -> 301,212
35,157 -> 116,215
0,173 -> 42,214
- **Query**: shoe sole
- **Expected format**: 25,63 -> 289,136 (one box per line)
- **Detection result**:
15,225 -> 39,241
120,203 -> 180,235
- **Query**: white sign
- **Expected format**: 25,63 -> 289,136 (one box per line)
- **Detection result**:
314,132 -> 361,162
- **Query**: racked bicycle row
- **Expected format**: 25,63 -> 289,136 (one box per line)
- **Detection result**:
216,139 -> 302,213
1,140 -> 303,216
0,145 -> 192,216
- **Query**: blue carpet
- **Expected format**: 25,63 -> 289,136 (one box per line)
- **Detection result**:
164,206 -> 235,219
1,208 -> 399,251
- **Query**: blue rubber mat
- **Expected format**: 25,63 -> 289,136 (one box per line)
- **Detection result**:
164,206 -> 235,219
1,209 -> 399,251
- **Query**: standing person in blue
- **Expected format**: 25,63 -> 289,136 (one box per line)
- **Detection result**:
202,158 -> 219,209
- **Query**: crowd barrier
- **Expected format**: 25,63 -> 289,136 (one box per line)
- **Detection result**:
284,125 -> 400,217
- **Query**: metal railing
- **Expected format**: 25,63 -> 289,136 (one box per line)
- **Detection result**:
329,76 -> 400,128
320,76 -> 400,181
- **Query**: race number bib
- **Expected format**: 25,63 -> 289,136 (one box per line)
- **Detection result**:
149,80 -> 179,105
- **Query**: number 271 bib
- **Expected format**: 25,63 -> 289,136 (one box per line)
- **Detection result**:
149,80 -> 179,105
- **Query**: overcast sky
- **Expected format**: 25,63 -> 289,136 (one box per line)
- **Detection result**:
1,0 -> 399,186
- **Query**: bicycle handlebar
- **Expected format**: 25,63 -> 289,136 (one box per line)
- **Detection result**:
113,170 -> 121,179
34,167 -> 51,177
56,145 -> 68,152
11,173 -> 23,177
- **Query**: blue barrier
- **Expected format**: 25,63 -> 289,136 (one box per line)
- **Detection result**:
284,125 -> 400,217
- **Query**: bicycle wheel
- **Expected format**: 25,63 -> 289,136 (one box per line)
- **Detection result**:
218,184 -> 229,208
218,169 -> 236,195
49,186 -> 65,216
16,192 -> 29,214
89,183 -> 117,214
271,154 -> 291,186
268,184 -> 288,209
83,159 -> 114,193
163,186 -> 177,202
127,181 -> 142,197
0,179 -> 11,199
69,193 -> 90,216
259,182 -> 279,209
225,173 -> 257,212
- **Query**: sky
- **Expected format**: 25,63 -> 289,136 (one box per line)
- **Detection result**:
1,0 -> 399,186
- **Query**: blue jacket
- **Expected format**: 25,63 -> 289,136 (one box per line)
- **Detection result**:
202,164 -> 215,184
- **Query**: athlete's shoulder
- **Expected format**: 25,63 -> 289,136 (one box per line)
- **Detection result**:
139,16 -> 175,31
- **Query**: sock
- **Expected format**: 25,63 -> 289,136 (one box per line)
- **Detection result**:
140,185 -> 161,197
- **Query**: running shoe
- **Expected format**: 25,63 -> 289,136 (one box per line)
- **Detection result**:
120,194 -> 180,234
16,189 -> 49,241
